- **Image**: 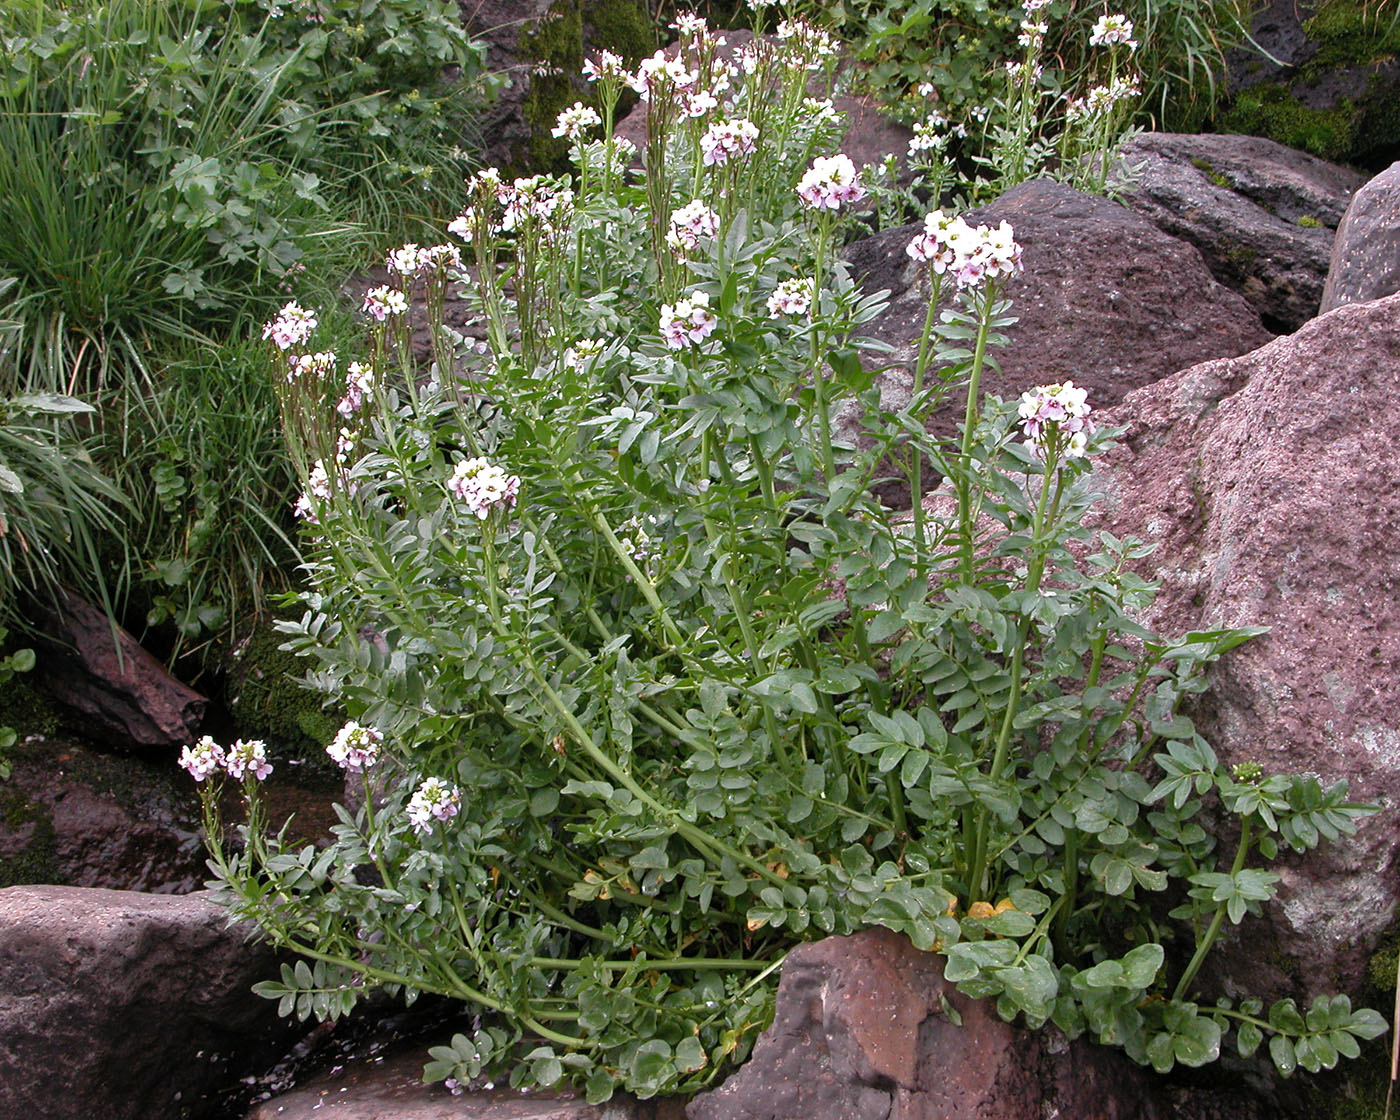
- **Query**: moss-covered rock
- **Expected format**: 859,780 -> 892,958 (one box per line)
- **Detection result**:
0,784 -> 61,888
517,0 -> 653,176
1221,0 -> 1400,169
227,616 -> 343,774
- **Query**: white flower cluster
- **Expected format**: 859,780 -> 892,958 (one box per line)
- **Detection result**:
1089,13 -> 1138,49
796,154 -> 866,211
262,301 -> 318,351
500,175 -> 575,233
1018,18 -> 1048,49
180,735 -> 272,782
362,285 -> 409,322
700,118 -> 759,166
630,50 -> 698,101
448,457 -> 521,520
582,49 -> 628,84
336,361 -> 374,417
552,101 -> 602,140
1018,380 -> 1094,459
326,720 -> 382,773
406,777 -> 461,832
659,290 -> 718,349
286,349 -> 337,385
767,277 -> 815,318
667,200 -> 721,255
905,210 -> 1023,289
1068,76 -> 1141,122
178,736 -> 224,782
908,112 -> 950,157
775,19 -> 838,69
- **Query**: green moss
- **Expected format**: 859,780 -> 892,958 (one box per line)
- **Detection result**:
0,675 -> 62,740
516,0 -> 653,177
1297,214 -> 1323,227
0,787 -> 62,888
1221,84 -> 1359,163
228,616 -> 343,767
1303,0 -> 1400,72
1189,156 -> 1236,189
585,0 -> 654,62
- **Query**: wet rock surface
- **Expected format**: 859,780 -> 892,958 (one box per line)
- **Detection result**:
244,1041 -> 685,1120
845,178 -> 1273,507
1093,292 -> 1400,999
33,588 -> 207,748
1320,159 -> 1400,313
0,885 -> 307,1120
1119,132 -> 1364,331
0,733 -> 206,892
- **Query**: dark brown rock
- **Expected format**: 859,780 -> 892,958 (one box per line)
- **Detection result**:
1320,159 -> 1400,313
33,589 -> 206,748
1118,132 -> 1365,331
1092,292 -> 1400,999
245,1041 -> 685,1119
0,734 -> 205,892
845,179 -> 1273,507
0,885 -> 305,1120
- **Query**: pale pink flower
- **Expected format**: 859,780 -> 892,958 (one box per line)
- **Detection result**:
326,721 -> 382,773
583,50 -> 628,83
1018,380 -> 1094,459
767,277 -> 815,318
407,777 -> 461,832
262,301 -> 318,350
796,154 -> 867,210
552,101 -> 602,139
224,738 -> 273,782
178,736 -> 224,782
700,118 -> 759,166
906,210 -> 1022,289
666,200 -> 720,255
1089,13 -> 1138,49
336,362 -> 374,417
448,457 -> 521,520
659,290 -> 717,348
362,286 -> 408,321
285,350 -> 337,384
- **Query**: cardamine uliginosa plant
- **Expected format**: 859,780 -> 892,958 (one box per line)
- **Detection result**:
187,12 -> 1383,1104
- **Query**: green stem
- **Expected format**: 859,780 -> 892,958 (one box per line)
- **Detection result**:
956,290 -> 997,584
1172,818 -> 1253,1002
909,279 -> 943,581
966,454 -> 1060,900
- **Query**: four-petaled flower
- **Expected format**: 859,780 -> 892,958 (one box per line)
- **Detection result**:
552,102 -> 602,140
448,457 -> 521,520
262,301 -> 318,351
326,720 -> 383,773
224,738 -> 274,781
767,277 -> 816,318
796,155 -> 866,211
1018,380 -> 1094,460
407,777 -> 461,832
1089,13 -> 1138,49
659,290 -> 717,348
178,736 -> 224,782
